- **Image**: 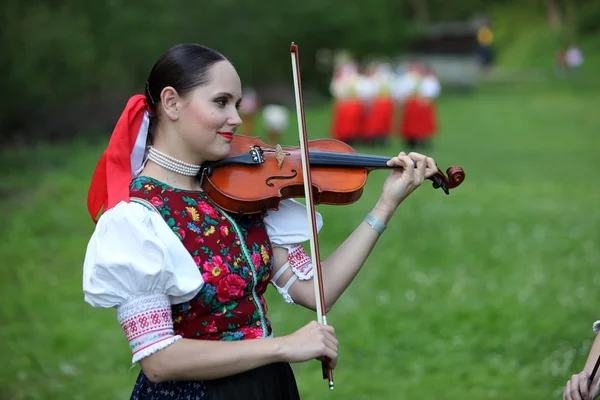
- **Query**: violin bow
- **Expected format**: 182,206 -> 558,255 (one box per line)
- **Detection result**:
290,42 -> 334,391
589,355 -> 600,397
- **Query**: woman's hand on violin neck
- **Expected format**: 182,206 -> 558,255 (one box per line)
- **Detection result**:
381,151 -> 438,209
274,321 -> 338,370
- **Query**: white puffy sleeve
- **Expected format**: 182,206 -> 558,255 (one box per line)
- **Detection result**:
263,199 -> 323,304
83,201 -> 204,364
330,78 -> 351,100
355,76 -> 378,101
419,76 -> 441,99
390,74 -> 418,101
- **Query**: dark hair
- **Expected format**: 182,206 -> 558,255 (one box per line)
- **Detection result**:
145,43 -> 227,138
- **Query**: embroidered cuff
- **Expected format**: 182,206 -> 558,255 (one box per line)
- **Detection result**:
287,244 -> 313,280
117,294 -> 180,364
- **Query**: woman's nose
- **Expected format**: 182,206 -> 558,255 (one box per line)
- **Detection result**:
229,109 -> 243,127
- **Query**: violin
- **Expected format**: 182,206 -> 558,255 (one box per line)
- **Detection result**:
199,134 -> 465,215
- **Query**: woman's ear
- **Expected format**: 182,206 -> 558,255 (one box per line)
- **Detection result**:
160,86 -> 180,121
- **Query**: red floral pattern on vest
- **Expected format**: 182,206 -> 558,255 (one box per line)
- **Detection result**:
130,176 -> 273,341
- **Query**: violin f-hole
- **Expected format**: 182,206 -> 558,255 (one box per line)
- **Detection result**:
265,169 -> 298,187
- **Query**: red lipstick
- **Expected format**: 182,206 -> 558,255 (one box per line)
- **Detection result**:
218,132 -> 234,140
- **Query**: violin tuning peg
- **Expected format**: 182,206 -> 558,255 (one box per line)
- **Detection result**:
431,176 -> 450,195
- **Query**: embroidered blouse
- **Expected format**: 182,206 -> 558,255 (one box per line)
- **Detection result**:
83,176 -> 323,364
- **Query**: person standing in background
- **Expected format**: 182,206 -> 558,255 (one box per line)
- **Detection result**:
476,24 -> 494,70
329,60 -> 364,146
262,104 -> 289,145
239,87 -> 260,136
565,44 -> 584,74
395,61 -> 424,151
415,67 -> 441,150
362,62 -> 395,146
393,62 -> 441,152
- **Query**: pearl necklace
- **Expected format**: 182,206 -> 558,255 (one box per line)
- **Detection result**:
147,146 -> 201,176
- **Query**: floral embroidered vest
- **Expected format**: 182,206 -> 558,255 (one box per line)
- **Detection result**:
130,176 -> 274,341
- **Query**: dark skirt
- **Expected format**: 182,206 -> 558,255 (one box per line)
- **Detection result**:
130,362 -> 300,400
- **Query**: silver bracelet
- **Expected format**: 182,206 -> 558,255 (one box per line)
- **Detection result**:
364,213 -> 387,234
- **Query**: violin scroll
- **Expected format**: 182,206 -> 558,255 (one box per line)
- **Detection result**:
446,166 -> 466,188
431,166 -> 466,195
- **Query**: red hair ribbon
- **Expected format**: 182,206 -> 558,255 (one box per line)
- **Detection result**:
87,94 -> 151,223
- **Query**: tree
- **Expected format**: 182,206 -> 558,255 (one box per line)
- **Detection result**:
546,0 -> 563,29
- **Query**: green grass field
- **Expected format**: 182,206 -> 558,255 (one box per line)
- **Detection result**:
1,79 -> 599,399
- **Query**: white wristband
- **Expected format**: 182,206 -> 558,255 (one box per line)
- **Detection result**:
364,213 -> 387,234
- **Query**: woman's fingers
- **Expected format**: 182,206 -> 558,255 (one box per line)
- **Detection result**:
425,155 -> 438,178
408,152 -> 428,182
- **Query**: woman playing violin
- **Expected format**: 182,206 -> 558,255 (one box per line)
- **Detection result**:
83,43 -> 441,400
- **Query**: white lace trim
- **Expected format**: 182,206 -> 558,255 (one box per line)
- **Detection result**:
593,320 -> 600,334
117,294 -> 178,362
272,282 -> 296,305
131,335 -> 182,364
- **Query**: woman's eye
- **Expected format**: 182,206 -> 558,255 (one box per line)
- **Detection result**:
215,98 -> 227,106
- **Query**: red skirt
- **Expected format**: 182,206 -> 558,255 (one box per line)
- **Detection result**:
400,97 -> 437,140
363,96 -> 394,139
331,99 -> 364,142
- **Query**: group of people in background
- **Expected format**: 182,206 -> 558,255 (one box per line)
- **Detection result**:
330,58 -> 441,151
238,57 -> 442,152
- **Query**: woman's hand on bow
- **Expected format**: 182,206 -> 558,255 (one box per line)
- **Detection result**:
564,371 -> 594,400
275,321 -> 338,369
378,151 -> 438,211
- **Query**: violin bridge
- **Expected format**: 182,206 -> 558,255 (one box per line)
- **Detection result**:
275,144 -> 284,169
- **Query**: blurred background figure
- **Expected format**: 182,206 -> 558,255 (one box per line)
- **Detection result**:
476,23 -> 495,70
392,61 -> 441,151
353,64 -> 379,145
329,57 -> 364,146
555,43 -> 584,78
239,87 -> 260,136
390,61 -> 418,148
361,61 -> 395,146
554,46 -> 568,77
262,104 -> 289,145
416,66 -> 441,148
565,44 -> 584,72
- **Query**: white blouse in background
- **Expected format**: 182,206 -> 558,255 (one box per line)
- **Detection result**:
418,76 -> 441,99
